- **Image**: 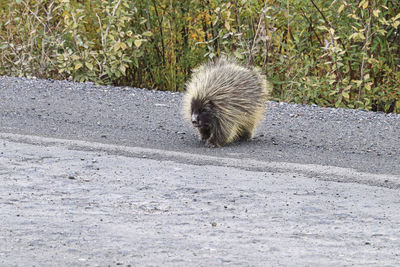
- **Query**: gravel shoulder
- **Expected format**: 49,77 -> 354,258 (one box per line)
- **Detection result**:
0,76 -> 399,176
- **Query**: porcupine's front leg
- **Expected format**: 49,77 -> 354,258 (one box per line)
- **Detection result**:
239,127 -> 255,141
205,127 -> 228,148
198,128 -> 211,141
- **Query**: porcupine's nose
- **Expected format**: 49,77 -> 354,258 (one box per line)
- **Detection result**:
191,114 -> 199,125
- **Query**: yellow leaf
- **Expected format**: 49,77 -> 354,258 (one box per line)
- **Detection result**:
348,33 -> 358,40
379,17 -> 390,26
142,31 -> 153,37
85,62 -> 93,70
225,21 -> 230,31
393,13 -> 400,21
342,91 -> 350,100
120,65 -> 126,74
113,41 -> 121,51
350,32 -> 366,41
120,42 -> 127,51
373,9 -> 381,17
359,0 -> 368,9
134,39 -> 143,48
317,25 -> 329,31
353,80 -> 362,87
71,55 -> 80,61
338,5 -> 344,14
364,82 -> 372,91
74,63 -> 82,70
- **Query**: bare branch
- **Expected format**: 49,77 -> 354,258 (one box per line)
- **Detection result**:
359,7 -> 373,101
247,1 -> 268,65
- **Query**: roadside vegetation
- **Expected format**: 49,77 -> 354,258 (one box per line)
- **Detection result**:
0,0 -> 399,113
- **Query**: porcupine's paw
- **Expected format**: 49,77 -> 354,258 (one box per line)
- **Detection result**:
200,135 -> 208,142
239,131 -> 254,141
205,139 -> 219,148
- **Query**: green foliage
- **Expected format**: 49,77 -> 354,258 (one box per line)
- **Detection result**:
0,0 -> 399,113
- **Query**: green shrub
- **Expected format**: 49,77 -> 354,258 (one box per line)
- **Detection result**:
0,0 -> 399,113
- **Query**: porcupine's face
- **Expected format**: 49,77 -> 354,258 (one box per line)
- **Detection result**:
190,99 -> 214,129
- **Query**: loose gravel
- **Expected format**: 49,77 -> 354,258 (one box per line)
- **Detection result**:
0,76 -> 399,176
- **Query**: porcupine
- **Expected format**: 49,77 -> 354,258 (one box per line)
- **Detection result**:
183,57 -> 271,147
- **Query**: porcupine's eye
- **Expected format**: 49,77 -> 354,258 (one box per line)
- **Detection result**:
198,105 -> 214,127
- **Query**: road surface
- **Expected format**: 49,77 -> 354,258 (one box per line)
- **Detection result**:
0,76 -> 399,265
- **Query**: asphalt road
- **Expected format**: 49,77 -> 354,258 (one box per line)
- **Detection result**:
0,76 -> 399,179
1,76 -> 400,265
1,138 -> 400,266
